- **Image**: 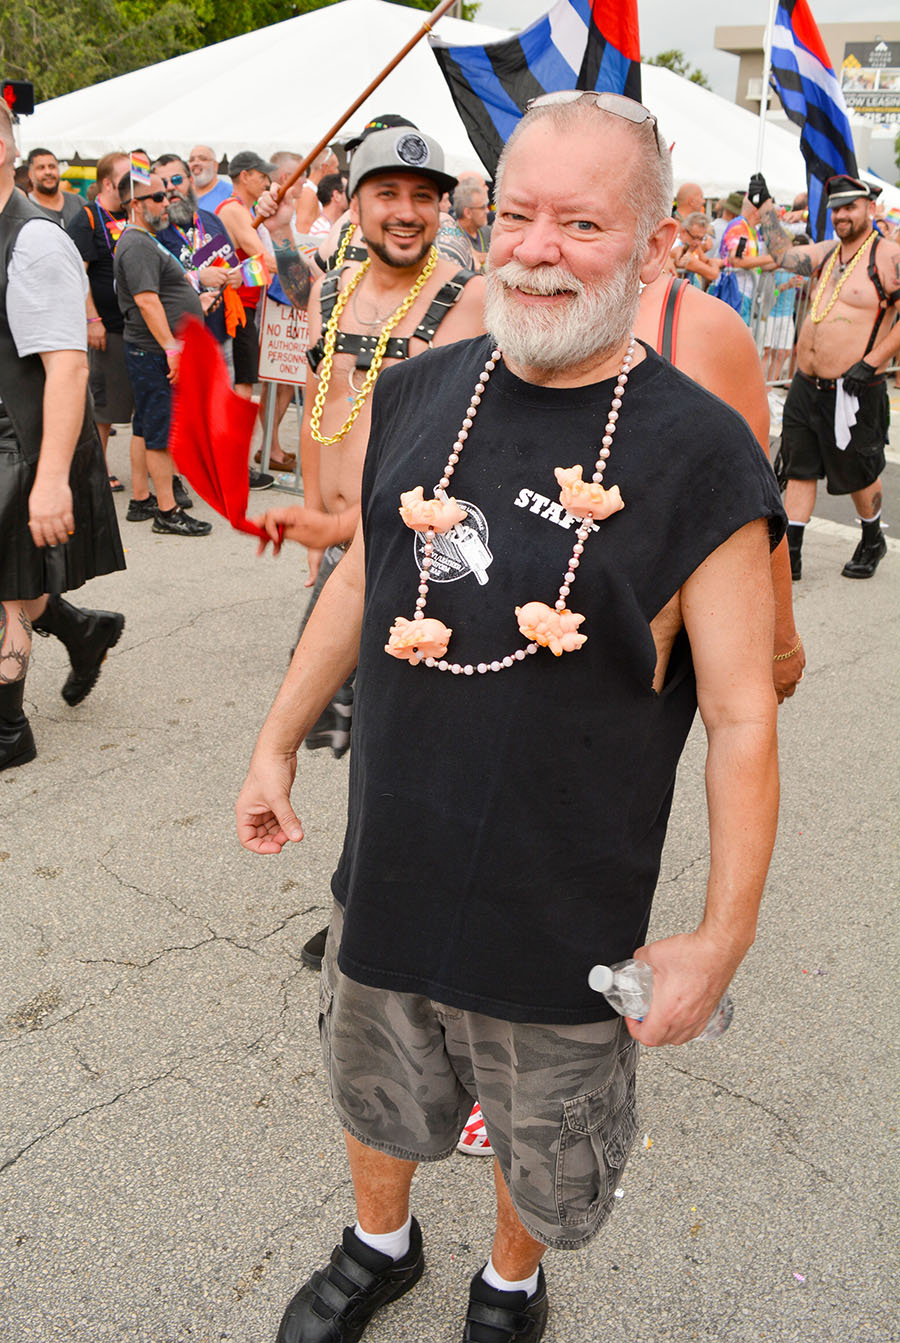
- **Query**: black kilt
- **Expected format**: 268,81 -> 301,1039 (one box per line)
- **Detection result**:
0,411 -> 126,602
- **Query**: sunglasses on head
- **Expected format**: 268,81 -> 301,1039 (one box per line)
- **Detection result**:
525,90 -> 661,151
134,191 -> 168,203
158,173 -> 185,187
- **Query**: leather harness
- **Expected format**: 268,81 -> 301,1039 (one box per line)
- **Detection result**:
307,263 -> 476,373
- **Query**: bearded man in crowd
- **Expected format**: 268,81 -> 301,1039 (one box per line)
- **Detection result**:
236,93 -> 784,1343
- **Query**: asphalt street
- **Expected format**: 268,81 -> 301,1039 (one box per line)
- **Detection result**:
1,395 -> 897,1343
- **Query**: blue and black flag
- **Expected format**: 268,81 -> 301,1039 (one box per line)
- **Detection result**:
430,0 -> 641,176
769,0 -> 858,241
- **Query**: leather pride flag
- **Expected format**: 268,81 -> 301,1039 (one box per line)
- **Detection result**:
769,0 -> 858,241
430,0 -> 641,177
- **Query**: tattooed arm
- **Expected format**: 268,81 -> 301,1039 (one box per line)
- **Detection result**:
757,202 -> 828,275
255,185 -> 313,308
273,238 -> 313,309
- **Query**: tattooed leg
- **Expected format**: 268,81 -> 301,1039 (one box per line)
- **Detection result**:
0,602 -> 34,683
851,479 -> 883,520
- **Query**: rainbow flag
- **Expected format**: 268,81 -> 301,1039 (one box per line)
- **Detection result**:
238,254 -> 269,286
130,151 -> 151,186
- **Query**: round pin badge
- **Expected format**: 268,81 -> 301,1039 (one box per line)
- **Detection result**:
395,132 -> 431,168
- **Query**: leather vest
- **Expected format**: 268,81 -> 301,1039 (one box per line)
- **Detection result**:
0,188 -> 95,464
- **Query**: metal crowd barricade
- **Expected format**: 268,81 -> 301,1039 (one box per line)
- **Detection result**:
677,263 -> 897,397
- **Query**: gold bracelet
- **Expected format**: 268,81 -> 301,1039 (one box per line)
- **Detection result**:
773,636 -> 803,662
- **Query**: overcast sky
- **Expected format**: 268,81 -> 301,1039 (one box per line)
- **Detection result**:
475,1 -> 896,98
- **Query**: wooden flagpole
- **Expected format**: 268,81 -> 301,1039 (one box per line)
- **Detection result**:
253,0 -> 460,228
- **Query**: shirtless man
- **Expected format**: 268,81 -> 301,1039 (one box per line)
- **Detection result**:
635,273 -> 804,700
752,171 -> 900,579
253,127 -> 484,580
252,126 -> 484,967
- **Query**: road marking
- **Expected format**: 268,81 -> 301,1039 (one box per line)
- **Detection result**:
807,515 -> 900,550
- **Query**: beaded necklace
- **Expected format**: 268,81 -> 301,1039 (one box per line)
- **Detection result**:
385,336 -> 636,674
309,246 -> 438,446
809,231 -> 876,324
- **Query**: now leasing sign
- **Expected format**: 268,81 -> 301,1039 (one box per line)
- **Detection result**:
258,293 -> 310,385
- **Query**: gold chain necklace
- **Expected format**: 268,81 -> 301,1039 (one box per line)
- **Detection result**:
809,232 -> 875,324
309,246 -> 438,446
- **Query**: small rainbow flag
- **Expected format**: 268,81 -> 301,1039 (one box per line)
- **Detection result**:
130,151 -> 151,186
238,254 -> 269,286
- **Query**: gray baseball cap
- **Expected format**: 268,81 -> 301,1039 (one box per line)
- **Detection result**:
228,150 -> 277,179
348,127 -> 457,197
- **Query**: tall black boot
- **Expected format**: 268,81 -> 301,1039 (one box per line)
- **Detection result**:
32,595 -> 125,706
0,680 -> 36,771
786,522 -> 805,581
841,516 -> 887,579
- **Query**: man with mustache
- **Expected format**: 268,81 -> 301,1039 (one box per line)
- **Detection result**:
187,143 -> 231,213
26,148 -> 83,228
251,129 -> 484,760
152,153 -> 273,493
236,96 -> 784,1343
753,171 -> 900,580
66,151 -> 135,489
113,171 -> 211,536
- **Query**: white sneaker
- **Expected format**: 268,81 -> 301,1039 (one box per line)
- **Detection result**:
457,1102 -> 493,1156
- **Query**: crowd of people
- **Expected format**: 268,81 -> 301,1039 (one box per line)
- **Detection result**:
2,89 -> 898,1343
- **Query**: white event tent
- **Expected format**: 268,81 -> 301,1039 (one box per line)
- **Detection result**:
16,0 -> 835,201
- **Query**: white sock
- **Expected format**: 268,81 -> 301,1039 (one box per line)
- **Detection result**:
481,1255 -> 540,1298
354,1214 -> 411,1261
857,510 -> 881,524
787,519 -> 807,529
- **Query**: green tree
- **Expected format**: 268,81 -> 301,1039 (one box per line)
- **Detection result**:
0,0 -> 479,102
644,48 -> 711,90
0,0 -> 201,103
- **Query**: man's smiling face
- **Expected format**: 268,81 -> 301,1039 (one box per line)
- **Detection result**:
352,173 -> 440,270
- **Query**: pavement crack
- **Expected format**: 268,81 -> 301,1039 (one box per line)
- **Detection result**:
657,853 -> 706,886
97,854 -> 207,925
121,596 -> 269,656
317,1178 -> 353,1209
659,1059 -> 832,1182
253,908 -> 320,941
0,1069 -> 179,1175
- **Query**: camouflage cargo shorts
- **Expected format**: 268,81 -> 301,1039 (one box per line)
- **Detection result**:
319,901 -> 638,1250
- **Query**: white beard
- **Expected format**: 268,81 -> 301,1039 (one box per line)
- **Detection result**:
484,255 -> 641,374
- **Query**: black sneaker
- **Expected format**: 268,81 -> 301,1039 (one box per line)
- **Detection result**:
300,926 -> 328,971
841,531 -> 887,579
126,493 -> 157,522
172,475 -> 194,509
249,467 -> 274,490
276,1218 -> 424,1343
462,1265 -> 548,1343
152,507 -> 212,537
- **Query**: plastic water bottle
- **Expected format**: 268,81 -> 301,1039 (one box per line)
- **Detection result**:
587,958 -> 734,1041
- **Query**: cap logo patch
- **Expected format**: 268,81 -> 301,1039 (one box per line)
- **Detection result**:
395,133 -> 430,168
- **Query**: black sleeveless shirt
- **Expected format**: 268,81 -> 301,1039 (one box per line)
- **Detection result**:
331,337 -> 785,1023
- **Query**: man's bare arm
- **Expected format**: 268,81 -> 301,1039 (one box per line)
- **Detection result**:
27,349 -> 87,548
273,238 -> 313,309
628,519 -> 779,1046
235,521 -> 366,854
757,201 -> 825,275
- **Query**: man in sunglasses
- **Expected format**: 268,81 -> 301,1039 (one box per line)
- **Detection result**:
113,171 -> 212,536
752,171 -> 900,579
238,92 -> 784,1343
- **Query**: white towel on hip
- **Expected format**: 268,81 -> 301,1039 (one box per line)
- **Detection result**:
833,378 -> 859,450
